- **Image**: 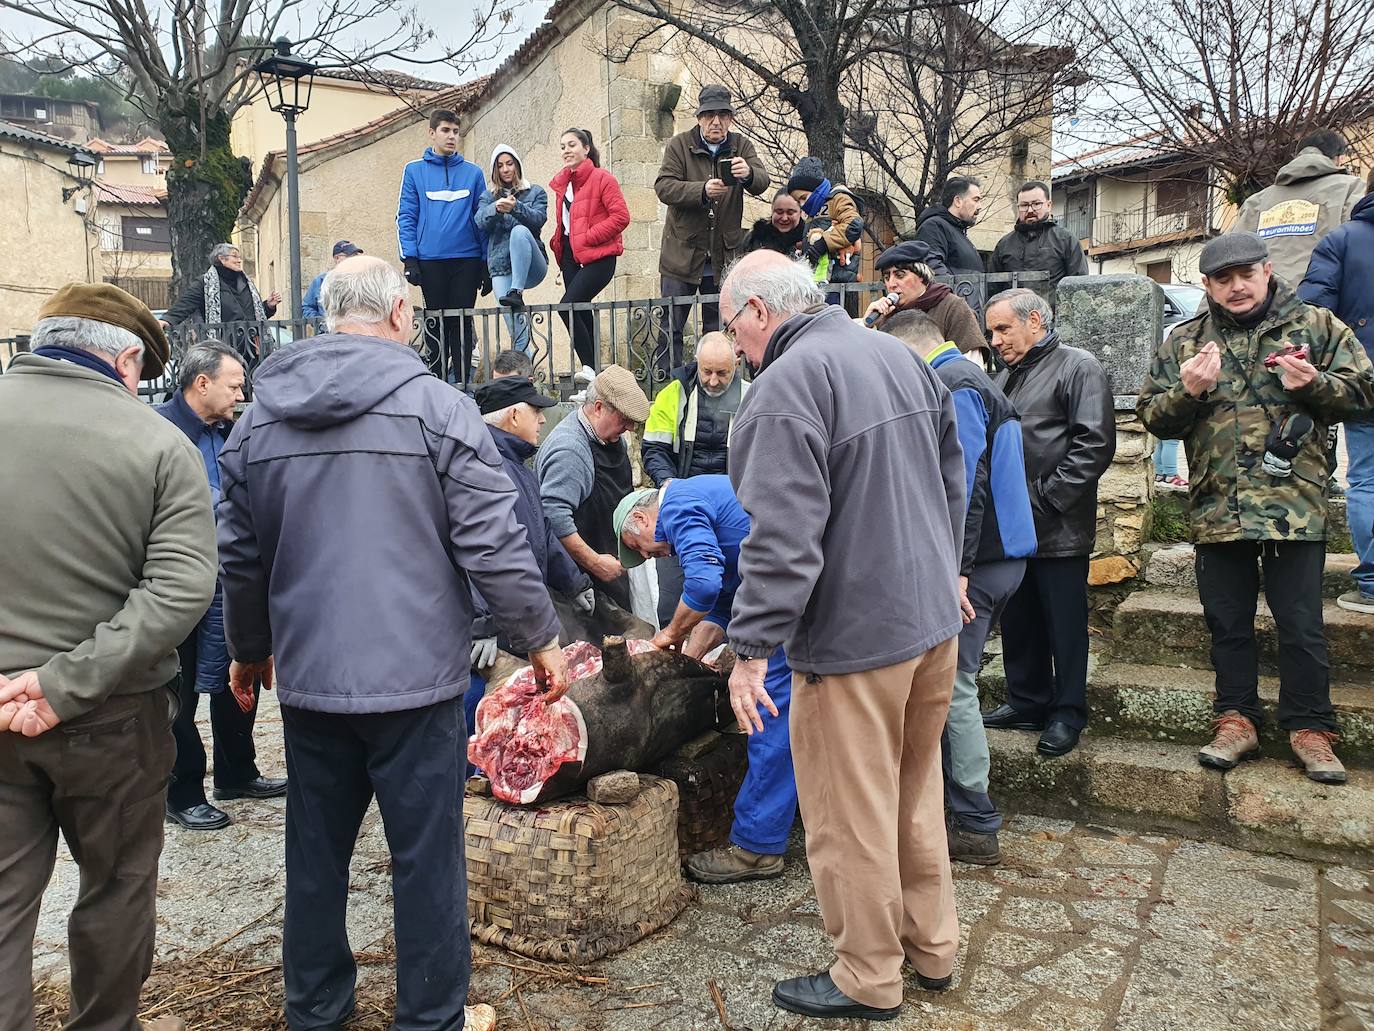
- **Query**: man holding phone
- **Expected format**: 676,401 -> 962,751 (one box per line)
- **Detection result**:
654,84 -> 770,372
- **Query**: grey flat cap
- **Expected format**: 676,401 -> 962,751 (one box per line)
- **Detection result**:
696,84 -> 733,116
1199,232 -> 1270,276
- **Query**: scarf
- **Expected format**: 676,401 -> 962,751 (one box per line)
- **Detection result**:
204,264 -> 265,325
33,345 -> 125,385
912,281 -> 952,312
801,179 -> 833,217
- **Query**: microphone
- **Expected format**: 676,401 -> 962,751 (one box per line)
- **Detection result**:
864,293 -> 900,327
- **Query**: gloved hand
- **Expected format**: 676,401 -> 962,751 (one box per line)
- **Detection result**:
573,588 -> 596,614
471,636 -> 499,669
803,238 -> 827,263
479,273 -> 493,297
403,257 -> 422,286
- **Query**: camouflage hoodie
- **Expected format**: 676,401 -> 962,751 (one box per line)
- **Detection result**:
1136,277 -> 1374,544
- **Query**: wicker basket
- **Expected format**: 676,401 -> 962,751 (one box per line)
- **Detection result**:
464,775 -> 693,964
653,732 -> 749,856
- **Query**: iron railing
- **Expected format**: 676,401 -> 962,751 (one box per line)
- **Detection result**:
141,272 -> 1043,403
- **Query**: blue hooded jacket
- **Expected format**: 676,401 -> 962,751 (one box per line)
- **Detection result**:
397,148 -> 488,261
1300,191 -> 1374,366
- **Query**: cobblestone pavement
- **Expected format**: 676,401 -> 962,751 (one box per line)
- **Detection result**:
32,695 -> 1374,1030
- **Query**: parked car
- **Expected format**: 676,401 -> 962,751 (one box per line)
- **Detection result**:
1160,283 -> 1206,340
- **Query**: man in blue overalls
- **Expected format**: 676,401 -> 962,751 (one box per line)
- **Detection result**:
614,474 -> 796,883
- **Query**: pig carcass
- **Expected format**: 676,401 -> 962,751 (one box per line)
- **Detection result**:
469,637 -> 728,805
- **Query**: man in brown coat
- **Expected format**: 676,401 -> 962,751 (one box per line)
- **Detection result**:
0,284 -> 218,1031
654,84 -> 770,370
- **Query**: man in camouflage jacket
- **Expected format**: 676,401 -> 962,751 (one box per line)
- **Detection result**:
1138,232 -> 1374,785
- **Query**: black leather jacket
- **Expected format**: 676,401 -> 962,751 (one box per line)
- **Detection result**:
993,332 -> 1115,557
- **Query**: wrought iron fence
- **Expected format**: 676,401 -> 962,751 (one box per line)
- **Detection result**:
149,272 -> 1044,404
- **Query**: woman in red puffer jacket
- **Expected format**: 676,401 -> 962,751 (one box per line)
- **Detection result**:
548,127 -> 630,371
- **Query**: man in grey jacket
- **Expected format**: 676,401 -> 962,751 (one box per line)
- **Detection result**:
721,251 -> 966,1023
981,289 -> 1114,758
218,255 -> 568,1031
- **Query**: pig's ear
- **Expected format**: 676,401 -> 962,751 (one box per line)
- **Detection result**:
601,636 -> 635,688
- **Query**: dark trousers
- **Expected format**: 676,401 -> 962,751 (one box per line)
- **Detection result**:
655,552 -> 685,629
558,254 -> 617,369
167,635 -> 260,810
999,556 -> 1091,729
658,273 -> 719,375
1195,540 -> 1335,731
418,257 -> 485,386
280,698 -> 470,1031
0,687 -> 175,1031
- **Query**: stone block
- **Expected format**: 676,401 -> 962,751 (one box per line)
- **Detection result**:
1098,462 -> 1151,505
1226,764 -> 1374,852
1110,510 -> 1145,555
586,770 -> 642,803
1057,274 -> 1164,406
1115,428 -> 1150,462
1089,555 -> 1138,586
609,107 -> 645,139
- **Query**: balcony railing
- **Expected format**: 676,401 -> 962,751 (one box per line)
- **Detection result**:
1090,204 -> 1208,248
145,272 -> 1045,403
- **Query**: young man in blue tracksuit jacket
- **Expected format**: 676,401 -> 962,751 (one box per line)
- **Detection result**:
396,108 -> 489,384
883,311 -> 1037,867
613,474 -> 797,885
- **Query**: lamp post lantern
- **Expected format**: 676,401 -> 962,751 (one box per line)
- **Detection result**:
62,150 -> 98,203
254,38 -> 316,321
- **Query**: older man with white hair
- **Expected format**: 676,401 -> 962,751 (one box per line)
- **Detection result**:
217,254 -> 563,1031
0,283 -> 218,1031
719,250 -> 967,1022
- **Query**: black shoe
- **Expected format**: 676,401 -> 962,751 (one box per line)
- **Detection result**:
948,823 -> 1001,866
772,973 -> 900,1021
981,703 -> 1045,731
213,776 -> 288,801
166,802 -> 231,830
498,289 -> 525,309
1037,721 -> 1081,757
915,971 -> 953,991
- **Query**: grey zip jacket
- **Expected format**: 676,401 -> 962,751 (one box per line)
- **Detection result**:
217,333 -> 561,714
727,305 -> 966,674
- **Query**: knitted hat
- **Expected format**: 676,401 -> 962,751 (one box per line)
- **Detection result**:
591,364 -> 650,423
36,282 -> 170,380
786,156 -> 826,195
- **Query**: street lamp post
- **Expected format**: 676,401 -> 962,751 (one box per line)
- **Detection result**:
253,38 -> 316,321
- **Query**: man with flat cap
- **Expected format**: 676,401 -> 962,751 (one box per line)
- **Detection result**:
1138,231 -> 1374,784
654,84 -> 771,371
0,283 -> 218,1031
862,240 -> 986,356
537,364 -> 651,611
466,376 -> 595,745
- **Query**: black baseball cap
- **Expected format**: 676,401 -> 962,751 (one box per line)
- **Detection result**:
332,240 -> 363,257
473,376 -> 558,415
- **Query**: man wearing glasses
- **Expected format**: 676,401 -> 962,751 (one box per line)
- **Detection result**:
990,180 -> 1088,295
653,84 -> 771,372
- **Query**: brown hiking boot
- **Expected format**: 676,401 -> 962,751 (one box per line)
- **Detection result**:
1290,730 -> 1347,785
1198,710 -> 1259,770
684,844 -> 784,884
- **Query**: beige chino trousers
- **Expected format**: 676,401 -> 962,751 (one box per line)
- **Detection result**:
789,638 -> 960,1009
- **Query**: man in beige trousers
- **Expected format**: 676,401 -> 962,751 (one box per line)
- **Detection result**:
720,251 -> 967,1021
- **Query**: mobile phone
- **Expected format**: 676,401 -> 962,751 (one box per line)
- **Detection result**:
717,157 -> 734,183
1263,343 -> 1309,368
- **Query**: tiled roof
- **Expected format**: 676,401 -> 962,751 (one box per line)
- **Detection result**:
94,180 -> 166,206
86,136 -> 170,155
1052,131 -> 1200,179
314,67 -> 452,92
0,119 -> 87,153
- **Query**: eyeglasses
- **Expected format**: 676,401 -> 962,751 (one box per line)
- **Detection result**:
1017,201 -> 1048,210
722,300 -> 751,342
701,111 -> 732,123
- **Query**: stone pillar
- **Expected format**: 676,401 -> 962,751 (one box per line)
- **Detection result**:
1055,274 -> 1163,593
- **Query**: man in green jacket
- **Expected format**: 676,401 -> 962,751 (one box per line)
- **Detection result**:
654,84 -> 770,371
0,284 -> 218,1031
1137,233 -> 1374,784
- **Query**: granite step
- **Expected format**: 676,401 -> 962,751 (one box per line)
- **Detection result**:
1143,543 -> 1360,600
979,655 -> 1374,767
986,728 -> 1374,864
1108,590 -> 1374,682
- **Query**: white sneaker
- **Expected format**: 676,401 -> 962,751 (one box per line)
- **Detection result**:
574,364 -> 596,384
1336,590 -> 1374,615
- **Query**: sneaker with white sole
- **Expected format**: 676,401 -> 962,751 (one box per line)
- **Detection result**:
1336,590 -> 1374,615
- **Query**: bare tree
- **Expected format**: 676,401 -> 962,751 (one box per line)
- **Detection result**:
1065,0 -> 1374,202
1,0 -> 520,295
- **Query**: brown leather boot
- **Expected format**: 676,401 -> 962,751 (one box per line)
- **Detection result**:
1290,730 -> 1347,784
684,844 -> 784,884
1198,711 -> 1259,770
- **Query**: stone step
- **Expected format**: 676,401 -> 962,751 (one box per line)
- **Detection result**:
1143,543 -> 1360,600
979,655 -> 1374,767
986,728 -> 1374,864
1109,590 -> 1374,681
